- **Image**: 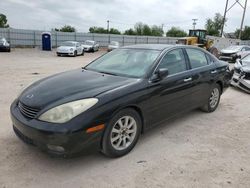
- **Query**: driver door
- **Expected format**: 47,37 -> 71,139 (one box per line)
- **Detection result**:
145,48 -> 195,127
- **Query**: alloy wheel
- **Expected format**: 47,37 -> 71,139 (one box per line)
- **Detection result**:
110,116 -> 137,151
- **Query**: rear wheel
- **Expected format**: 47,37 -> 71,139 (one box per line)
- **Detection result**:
201,84 -> 221,112
102,108 -> 142,158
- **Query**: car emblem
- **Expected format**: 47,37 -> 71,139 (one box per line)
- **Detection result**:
26,94 -> 34,99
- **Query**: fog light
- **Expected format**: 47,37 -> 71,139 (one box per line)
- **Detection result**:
47,145 -> 65,152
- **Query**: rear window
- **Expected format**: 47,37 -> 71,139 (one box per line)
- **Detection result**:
186,49 -> 208,69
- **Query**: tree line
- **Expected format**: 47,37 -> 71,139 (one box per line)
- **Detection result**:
1,13 -> 250,40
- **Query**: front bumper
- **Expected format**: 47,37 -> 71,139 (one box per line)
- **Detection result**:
10,101 -> 103,156
0,45 -> 10,52
231,73 -> 250,94
57,51 -> 74,56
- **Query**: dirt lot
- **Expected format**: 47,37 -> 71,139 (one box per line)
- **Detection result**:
0,48 -> 250,188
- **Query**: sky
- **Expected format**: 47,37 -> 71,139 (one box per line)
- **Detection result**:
0,0 -> 249,33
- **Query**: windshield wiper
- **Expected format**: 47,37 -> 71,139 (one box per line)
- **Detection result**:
98,71 -> 118,76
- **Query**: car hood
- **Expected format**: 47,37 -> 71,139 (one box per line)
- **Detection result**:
57,46 -> 75,51
220,49 -> 239,54
19,69 -> 137,108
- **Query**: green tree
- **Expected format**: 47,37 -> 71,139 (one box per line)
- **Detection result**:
0,14 -> 9,28
89,26 -> 107,33
124,28 -> 136,35
151,25 -> 164,36
55,25 -> 76,32
166,27 -> 187,37
109,28 -> 121,34
235,26 -> 250,40
142,24 -> 152,36
134,22 -> 144,35
205,13 -> 225,36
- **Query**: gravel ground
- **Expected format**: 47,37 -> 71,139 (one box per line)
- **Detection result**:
0,48 -> 250,188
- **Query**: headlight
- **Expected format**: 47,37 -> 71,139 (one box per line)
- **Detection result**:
38,98 -> 98,123
70,48 -> 73,51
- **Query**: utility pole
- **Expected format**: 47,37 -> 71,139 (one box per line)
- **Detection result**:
239,0 -> 248,39
221,0 -> 229,37
107,20 -> 110,33
192,19 -> 198,30
220,0 -> 248,39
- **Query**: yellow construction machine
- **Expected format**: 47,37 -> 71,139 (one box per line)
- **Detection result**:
177,29 -> 219,57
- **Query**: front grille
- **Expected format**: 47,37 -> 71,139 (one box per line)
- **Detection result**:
18,102 -> 40,119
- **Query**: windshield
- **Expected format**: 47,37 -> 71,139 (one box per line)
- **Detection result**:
224,46 -> 242,51
84,41 -> 94,45
86,49 -> 160,78
61,42 -> 75,47
242,54 -> 250,66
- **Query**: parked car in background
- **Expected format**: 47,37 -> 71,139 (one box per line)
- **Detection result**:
0,37 -> 11,52
231,52 -> 250,93
219,45 -> 250,62
107,41 -> 120,52
57,41 -> 84,57
11,44 -> 232,158
82,40 -> 99,52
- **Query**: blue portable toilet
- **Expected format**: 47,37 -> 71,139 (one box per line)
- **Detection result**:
42,32 -> 52,51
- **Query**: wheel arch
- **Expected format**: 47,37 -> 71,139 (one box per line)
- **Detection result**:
110,105 -> 145,134
216,80 -> 223,93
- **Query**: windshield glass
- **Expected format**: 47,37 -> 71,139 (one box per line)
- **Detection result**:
224,46 -> 242,51
86,49 -> 160,78
61,42 -> 75,47
242,54 -> 250,66
84,41 -> 94,45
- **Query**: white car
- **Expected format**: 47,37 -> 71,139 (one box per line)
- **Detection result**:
57,41 -> 84,57
82,40 -> 99,52
107,41 -> 120,52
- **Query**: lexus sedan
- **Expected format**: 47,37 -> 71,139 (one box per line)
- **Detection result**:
10,44 -> 232,157
0,37 -> 11,52
57,41 -> 84,57
219,45 -> 250,63
82,40 -> 99,52
231,53 -> 250,93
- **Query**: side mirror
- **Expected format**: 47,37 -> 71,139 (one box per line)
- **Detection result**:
151,68 -> 169,82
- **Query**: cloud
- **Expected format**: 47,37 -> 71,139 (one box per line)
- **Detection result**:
0,0 -> 249,33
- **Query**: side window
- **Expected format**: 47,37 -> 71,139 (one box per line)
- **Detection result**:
158,49 -> 187,75
186,49 -> 208,69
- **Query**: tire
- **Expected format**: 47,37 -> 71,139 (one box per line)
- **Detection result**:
74,50 -> 77,57
102,108 -> 142,158
200,84 -> 221,112
81,50 -> 84,56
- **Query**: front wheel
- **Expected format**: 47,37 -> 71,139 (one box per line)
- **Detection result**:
102,108 -> 142,158
200,84 -> 221,112
74,50 -> 77,57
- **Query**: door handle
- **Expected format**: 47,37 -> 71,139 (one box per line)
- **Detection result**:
184,77 -> 192,82
211,70 -> 217,74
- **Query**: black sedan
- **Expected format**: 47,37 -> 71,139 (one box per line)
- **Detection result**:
10,44 -> 231,157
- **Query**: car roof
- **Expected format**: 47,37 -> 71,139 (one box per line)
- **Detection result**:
121,44 -> 186,51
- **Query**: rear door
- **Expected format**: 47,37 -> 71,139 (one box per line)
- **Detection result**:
146,48 -> 195,127
185,48 -> 217,108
